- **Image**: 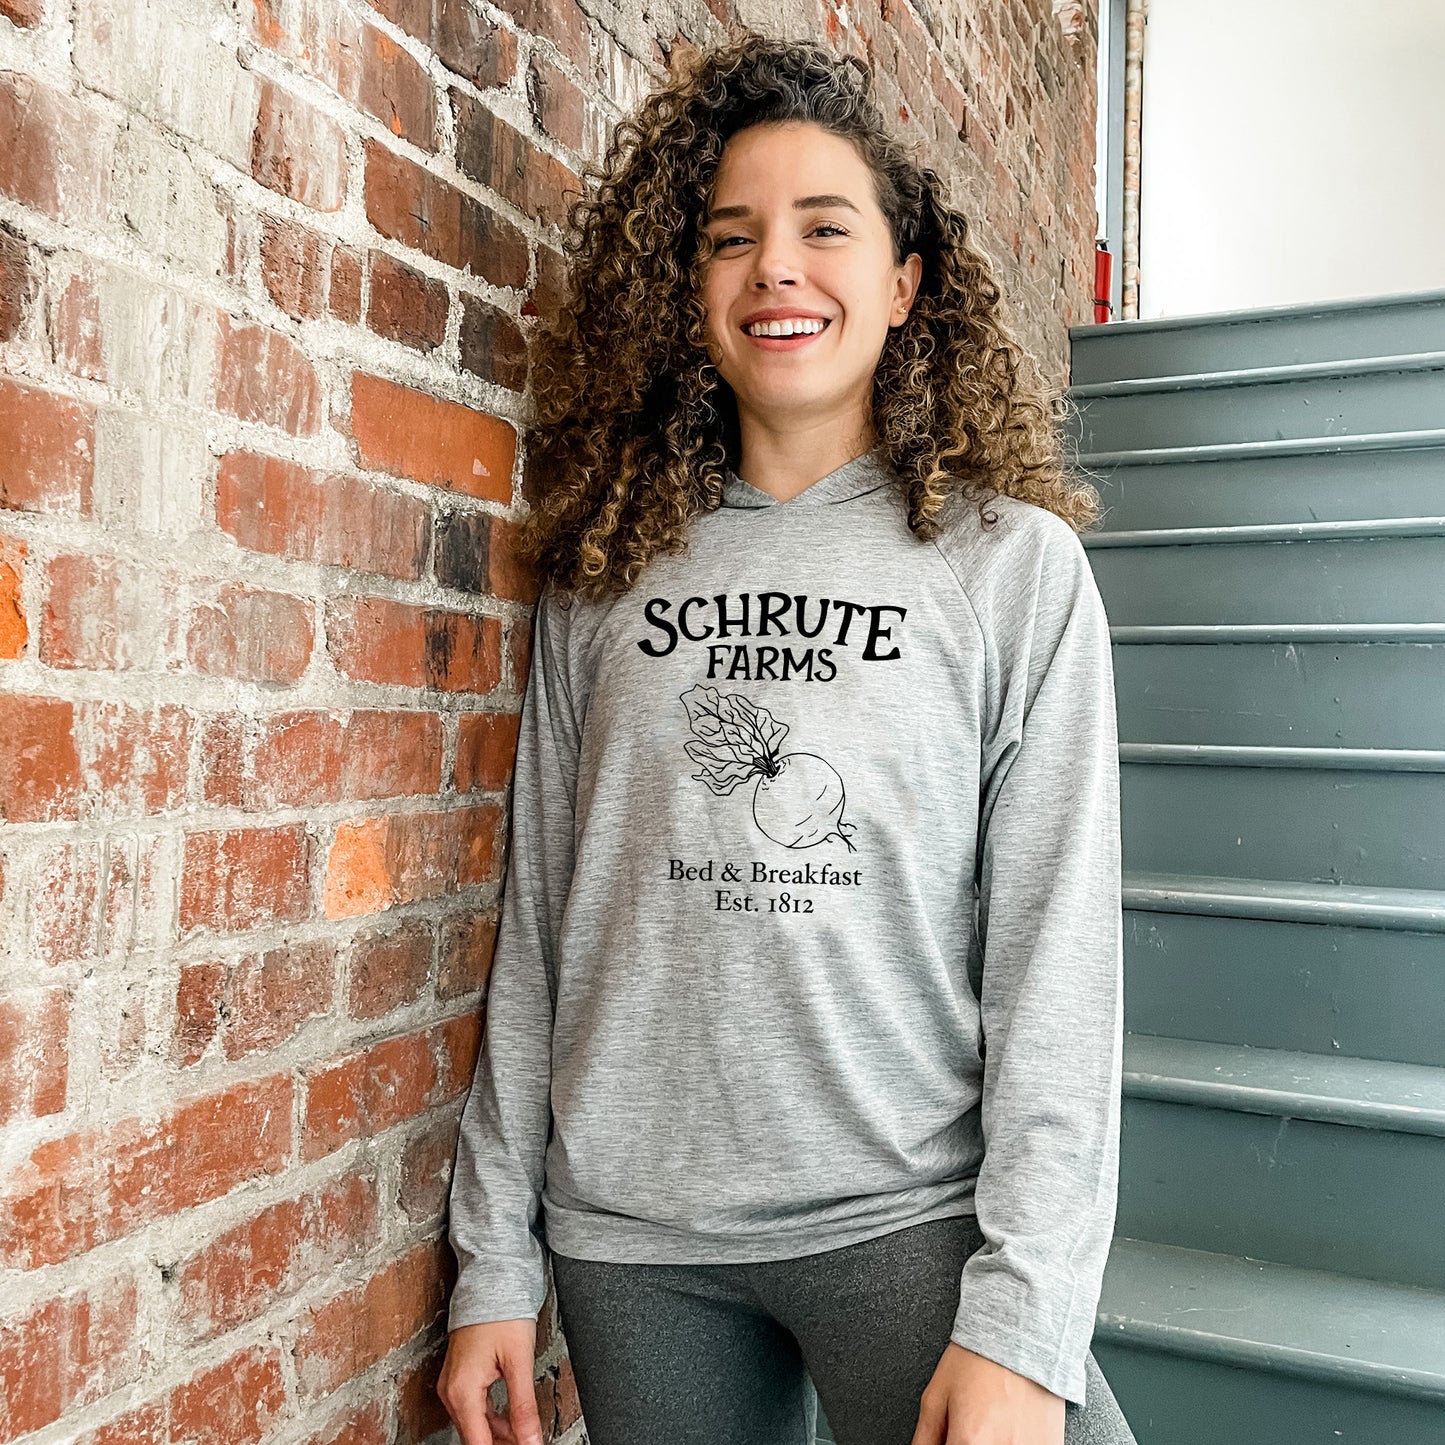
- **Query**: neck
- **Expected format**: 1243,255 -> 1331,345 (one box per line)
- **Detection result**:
733,422 -> 879,502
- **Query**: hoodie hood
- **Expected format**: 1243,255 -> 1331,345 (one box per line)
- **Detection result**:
720,444 -> 899,509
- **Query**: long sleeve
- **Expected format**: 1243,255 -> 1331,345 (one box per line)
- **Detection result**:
447,582 -> 581,1329
948,517 -> 1124,1406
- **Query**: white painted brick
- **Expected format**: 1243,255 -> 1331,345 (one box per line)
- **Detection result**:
92,268 -> 219,408
111,126 -> 230,279
93,407 -> 209,537
74,0 -> 261,174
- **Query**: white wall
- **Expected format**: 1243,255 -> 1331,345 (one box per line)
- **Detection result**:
1139,0 -> 1445,318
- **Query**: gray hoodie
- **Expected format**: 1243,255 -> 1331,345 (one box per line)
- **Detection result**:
447,444 -> 1123,1406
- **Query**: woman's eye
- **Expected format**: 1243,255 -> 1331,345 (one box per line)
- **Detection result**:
714,223 -> 849,248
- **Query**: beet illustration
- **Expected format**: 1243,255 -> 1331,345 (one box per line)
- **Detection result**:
679,683 -> 858,853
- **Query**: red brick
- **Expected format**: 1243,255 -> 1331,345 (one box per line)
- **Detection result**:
348,918 -> 433,1019
0,1277 -> 145,1442
350,371 -> 515,500
355,24 -> 437,149
222,939 -> 335,1058
527,52 -> 585,152
216,315 -> 323,435
85,703 -> 191,817
76,1400 -> 166,1445
454,93 -> 580,229
0,695 -> 80,823
217,450 -> 431,582
433,1011 -> 482,1100
0,378 -> 94,516
438,906 -> 497,999
172,960 -> 226,1068
302,1029 -> 438,1161
0,535 -> 27,659
322,805 -> 499,920
41,555 -> 181,671
490,0 -> 588,70
199,714 -> 245,807
0,1075 -> 293,1269
366,251 -> 449,352
27,839 -> 101,963
176,1171 -> 380,1340
398,1115 -> 458,1222
487,513 -> 542,603
247,708 -> 443,809
251,78 -> 346,211
179,825 -> 312,936
454,711 -> 520,793
0,226 -> 34,341
458,292 -> 528,391
0,0 -> 43,25
396,1348 -> 449,1445
326,594 -> 503,693
329,246 -> 363,323
0,988 -> 69,1126
509,607 -> 533,689
246,1 -> 436,151
366,0 -> 518,89
51,271 -> 106,382
524,239 -> 568,321
168,1345 -> 287,1445
187,583 -> 314,685
294,1241 -> 451,1399
260,215 -> 329,321
302,1402 -> 388,1445
0,72 -> 115,223
363,139 -> 528,286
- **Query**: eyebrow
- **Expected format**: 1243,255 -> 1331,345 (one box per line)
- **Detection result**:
705,193 -> 863,223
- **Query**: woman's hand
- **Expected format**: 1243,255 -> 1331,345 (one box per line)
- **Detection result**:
910,1343 -> 1066,1445
437,1320 -> 545,1445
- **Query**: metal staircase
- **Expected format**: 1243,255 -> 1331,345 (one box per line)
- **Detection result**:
1070,290 -> 1445,1444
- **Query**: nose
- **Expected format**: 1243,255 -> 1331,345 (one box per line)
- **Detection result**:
748,230 -> 802,288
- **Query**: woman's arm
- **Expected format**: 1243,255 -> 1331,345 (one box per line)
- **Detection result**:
949,515 -> 1124,1408
447,582 -> 581,1329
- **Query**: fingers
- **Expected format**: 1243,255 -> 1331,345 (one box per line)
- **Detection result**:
437,1338 -> 498,1445
500,1349 -> 545,1445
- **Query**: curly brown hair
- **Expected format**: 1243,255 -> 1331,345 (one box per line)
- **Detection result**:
517,30 -> 1101,600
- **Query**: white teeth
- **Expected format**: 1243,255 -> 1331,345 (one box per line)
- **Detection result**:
744,318 -> 827,337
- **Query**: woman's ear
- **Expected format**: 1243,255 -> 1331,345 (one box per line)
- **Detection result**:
894,251 -> 924,323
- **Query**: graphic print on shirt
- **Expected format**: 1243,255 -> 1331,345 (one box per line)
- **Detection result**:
679,683 -> 858,853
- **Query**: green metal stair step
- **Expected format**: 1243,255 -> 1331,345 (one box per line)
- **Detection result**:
1078,442 -> 1445,533
1110,621 -> 1445,642
1122,1034 -> 1445,1138
1122,870 -> 1445,932
1077,424 -> 1445,469
1068,285 -> 1445,384
1070,349 -> 1445,400
1095,1236 -> 1445,1404
1084,515 -> 1445,547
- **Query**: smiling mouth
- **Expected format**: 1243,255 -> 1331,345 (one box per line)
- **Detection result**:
741,319 -> 832,342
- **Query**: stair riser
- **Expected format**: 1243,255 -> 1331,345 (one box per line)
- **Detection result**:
1118,1099 -> 1445,1289
1122,764 -> 1445,892
1081,444 -> 1445,531
1090,1340 -> 1445,1445
1069,296 -> 1445,384
1089,534 -> 1445,626
1112,642 -> 1445,749
1069,366 -> 1445,453
1125,911 -> 1445,1068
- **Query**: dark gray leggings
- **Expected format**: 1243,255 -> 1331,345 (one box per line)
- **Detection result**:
549,1210 -> 1138,1445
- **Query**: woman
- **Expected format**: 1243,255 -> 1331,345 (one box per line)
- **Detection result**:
438,31 -> 1136,1445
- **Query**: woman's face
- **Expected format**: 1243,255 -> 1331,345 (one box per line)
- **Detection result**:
699,119 -> 922,436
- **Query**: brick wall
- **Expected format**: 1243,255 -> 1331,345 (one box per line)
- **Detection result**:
0,1 -> 1097,1442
